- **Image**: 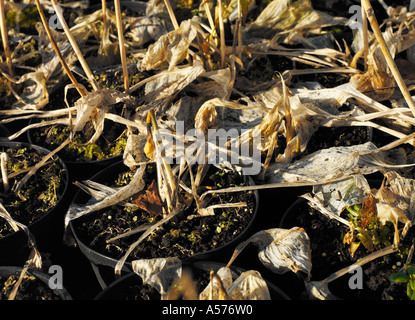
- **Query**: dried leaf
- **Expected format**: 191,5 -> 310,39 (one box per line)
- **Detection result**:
139,19 -> 197,71
199,267 -> 233,300
310,175 -> 371,217
244,0 -> 346,41
194,100 -> 218,132
64,165 -> 146,230
375,171 -> 415,221
199,267 -> 271,300
132,179 -> 164,216
132,257 -> 182,298
374,171 -> 414,245
227,270 -> 271,300
228,227 -> 312,277
71,88 -> 135,144
127,15 -> 168,48
123,133 -> 150,169
266,142 -> 407,184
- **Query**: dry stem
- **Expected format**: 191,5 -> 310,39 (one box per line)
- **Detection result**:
362,0 -> 415,118
0,0 -> 12,76
114,0 -> 129,93
0,152 -> 9,192
35,0 -> 88,97
50,0 -> 100,91
203,0 -> 217,40
359,1 -> 369,70
102,0 -> 107,27
163,0 -> 179,30
13,137 -> 71,194
217,0 -> 226,68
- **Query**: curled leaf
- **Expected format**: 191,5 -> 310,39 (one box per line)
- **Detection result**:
228,227 -> 312,277
227,270 -> 271,300
374,171 -> 414,246
199,267 -> 270,300
132,257 -> 182,298
199,267 -> 233,300
123,133 -> 150,169
139,19 -> 198,71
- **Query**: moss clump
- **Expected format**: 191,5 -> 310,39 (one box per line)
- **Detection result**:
6,5 -> 40,33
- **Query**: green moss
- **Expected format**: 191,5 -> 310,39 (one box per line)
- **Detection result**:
40,122 -> 127,162
6,5 -> 40,31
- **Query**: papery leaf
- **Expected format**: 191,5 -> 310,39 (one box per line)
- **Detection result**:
64,165 -> 146,229
123,133 -> 150,169
127,15 -> 168,48
199,267 -> 233,300
375,171 -> 415,223
257,228 -> 312,276
227,270 -> 271,300
267,142 -> 408,185
139,19 -> 198,71
311,175 -> 371,216
244,0 -> 346,40
132,257 -> 182,297
228,227 -> 312,277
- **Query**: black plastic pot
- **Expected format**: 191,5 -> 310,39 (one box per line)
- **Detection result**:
0,266 -> 72,300
0,141 -> 70,265
68,161 -> 259,275
277,179 -> 388,300
0,124 -> 11,141
94,261 -> 290,300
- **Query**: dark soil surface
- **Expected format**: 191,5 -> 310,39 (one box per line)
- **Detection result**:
305,125 -> 372,155
0,273 -> 62,300
72,165 -> 257,262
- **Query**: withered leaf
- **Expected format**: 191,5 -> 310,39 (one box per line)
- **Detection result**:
132,179 -> 164,216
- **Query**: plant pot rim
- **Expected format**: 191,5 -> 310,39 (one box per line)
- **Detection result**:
0,266 -> 72,300
278,197 -> 307,229
68,161 -> 260,271
0,140 -> 69,241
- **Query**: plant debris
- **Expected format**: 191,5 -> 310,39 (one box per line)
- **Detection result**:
1,0 -> 415,300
